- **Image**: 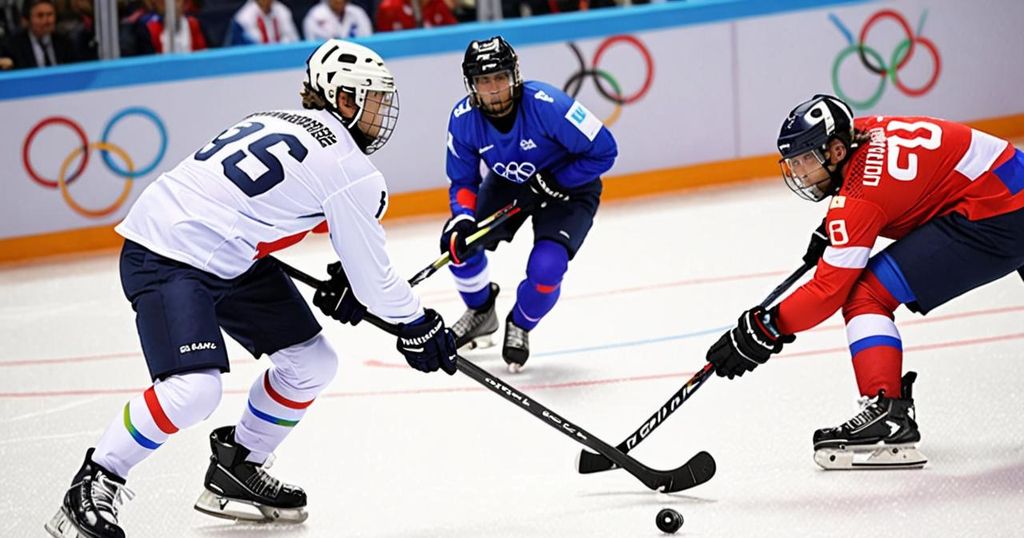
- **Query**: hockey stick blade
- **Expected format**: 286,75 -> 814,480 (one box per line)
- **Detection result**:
576,262 -> 815,475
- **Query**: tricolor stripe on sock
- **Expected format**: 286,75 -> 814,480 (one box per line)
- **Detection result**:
846,314 -> 903,356
246,401 -> 300,427
263,371 -> 314,410
122,402 -> 162,449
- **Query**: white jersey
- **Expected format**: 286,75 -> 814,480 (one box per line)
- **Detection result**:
116,109 -> 422,324
303,2 -> 373,41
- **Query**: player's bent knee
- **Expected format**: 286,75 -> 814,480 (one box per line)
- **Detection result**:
272,333 -> 339,393
158,368 -> 223,427
527,240 -> 569,288
842,273 -> 901,321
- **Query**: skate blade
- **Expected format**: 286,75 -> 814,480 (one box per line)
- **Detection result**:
506,362 -> 524,374
44,507 -> 86,538
194,489 -> 308,524
815,444 -> 928,470
463,334 -> 496,350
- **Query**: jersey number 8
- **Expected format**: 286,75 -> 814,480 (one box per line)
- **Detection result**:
194,121 -> 309,197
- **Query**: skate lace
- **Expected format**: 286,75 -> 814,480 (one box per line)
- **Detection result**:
453,308 -> 486,336
91,474 -> 135,521
244,456 -> 283,498
505,322 -> 527,349
842,395 -> 883,430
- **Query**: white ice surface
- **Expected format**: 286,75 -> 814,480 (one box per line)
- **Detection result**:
2,180 -> 1023,537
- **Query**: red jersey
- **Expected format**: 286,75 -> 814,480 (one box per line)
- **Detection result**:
777,116 -> 1023,334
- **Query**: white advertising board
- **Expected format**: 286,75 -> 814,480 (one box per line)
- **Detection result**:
2,0 -> 1022,242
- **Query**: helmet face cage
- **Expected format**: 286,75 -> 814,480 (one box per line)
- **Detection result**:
462,36 -> 522,115
306,39 -> 399,154
356,89 -> 399,155
780,149 -> 832,202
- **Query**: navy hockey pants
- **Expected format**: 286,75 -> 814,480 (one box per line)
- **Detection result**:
119,240 -> 322,381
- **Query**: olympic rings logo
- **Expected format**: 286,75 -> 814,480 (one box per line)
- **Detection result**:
492,161 -> 537,183
21,107 -> 168,218
829,9 -> 941,109
562,35 -> 654,127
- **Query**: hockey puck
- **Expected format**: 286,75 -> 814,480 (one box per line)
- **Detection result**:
656,508 -> 683,534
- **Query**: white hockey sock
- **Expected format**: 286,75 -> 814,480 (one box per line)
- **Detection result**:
92,368 -> 222,478
235,334 -> 338,464
451,256 -> 491,295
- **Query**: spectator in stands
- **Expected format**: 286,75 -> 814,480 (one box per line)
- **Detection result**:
303,0 -> 371,41
135,0 -> 208,53
58,0 -> 98,61
375,0 -> 455,32
226,0 -> 299,45
0,0 -> 77,69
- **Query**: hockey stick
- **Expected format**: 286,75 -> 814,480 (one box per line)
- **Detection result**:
577,261 -> 816,474
277,261 -> 717,493
407,199 -> 533,287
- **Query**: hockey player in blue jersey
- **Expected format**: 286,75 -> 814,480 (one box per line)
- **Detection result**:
441,36 -> 618,372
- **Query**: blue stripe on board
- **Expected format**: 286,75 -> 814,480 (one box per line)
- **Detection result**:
0,0 -> 869,100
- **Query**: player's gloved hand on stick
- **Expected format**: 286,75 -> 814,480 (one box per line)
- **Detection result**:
527,170 -> 570,202
396,309 -> 458,375
706,306 -> 794,379
312,262 -> 367,326
802,219 -> 829,266
439,214 -> 479,264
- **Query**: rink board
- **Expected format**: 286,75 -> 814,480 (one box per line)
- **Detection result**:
2,0 -> 1024,261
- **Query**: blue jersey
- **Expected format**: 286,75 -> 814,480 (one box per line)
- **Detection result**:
445,80 -> 618,216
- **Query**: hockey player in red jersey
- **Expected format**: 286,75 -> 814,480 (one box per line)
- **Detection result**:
705,94 -> 1024,469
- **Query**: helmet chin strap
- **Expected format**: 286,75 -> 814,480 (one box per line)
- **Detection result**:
480,91 -> 521,119
823,138 -> 861,196
347,124 -> 374,153
322,103 -> 374,154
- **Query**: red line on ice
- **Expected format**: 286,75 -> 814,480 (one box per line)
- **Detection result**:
1,332 -> 1021,399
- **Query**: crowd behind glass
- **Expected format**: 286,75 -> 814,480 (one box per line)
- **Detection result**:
0,0 -> 666,70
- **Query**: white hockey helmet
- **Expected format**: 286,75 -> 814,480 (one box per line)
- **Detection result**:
305,39 -> 399,154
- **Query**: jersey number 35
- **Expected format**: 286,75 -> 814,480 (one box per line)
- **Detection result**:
194,121 -> 309,197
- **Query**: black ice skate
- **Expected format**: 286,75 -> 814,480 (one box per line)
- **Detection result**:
194,426 -> 308,523
45,448 -> 135,538
813,372 -> 927,470
503,311 -> 530,373
452,283 -> 500,349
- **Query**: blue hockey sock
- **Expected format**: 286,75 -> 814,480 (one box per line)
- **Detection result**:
512,240 -> 568,331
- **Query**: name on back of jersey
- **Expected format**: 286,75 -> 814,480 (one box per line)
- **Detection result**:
249,111 -> 338,148
862,127 -> 886,186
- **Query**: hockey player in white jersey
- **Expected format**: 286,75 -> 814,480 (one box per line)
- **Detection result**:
45,39 -> 458,538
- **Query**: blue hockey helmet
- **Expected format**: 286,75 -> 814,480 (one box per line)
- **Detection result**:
777,94 -> 855,201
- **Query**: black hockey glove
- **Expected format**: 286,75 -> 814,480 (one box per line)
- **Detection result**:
396,309 -> 458,375
802,219 -> 829,266
439,213 -> 479,264
312,262 -> 367,326
706,306 -> 795,379
527,170 -> 571,202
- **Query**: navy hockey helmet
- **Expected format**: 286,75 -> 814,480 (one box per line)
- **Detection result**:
777,94 -> 855,201
462,36 -> 522,116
